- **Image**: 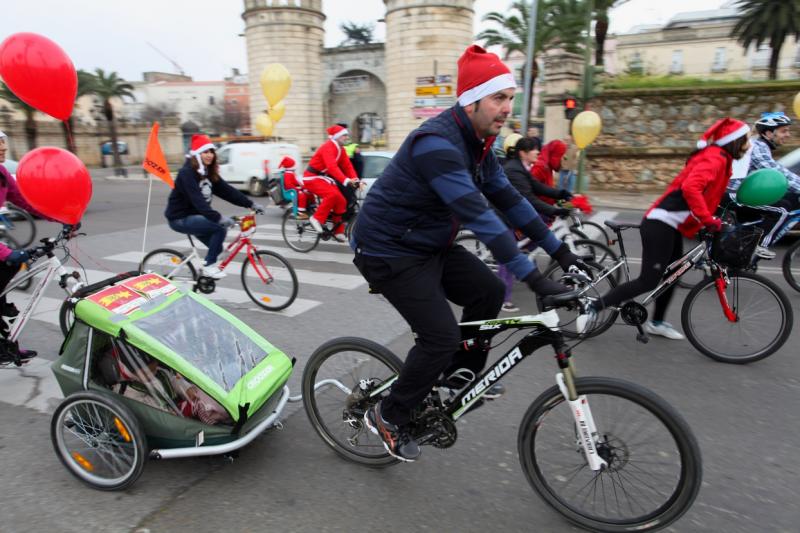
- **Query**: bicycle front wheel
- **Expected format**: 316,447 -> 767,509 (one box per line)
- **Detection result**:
139,248 -> 198,289
519,377 -> 702,532
240,250 -> 298,311
59,298 -> 75,336
281,209 -> 320,253
302,337 -> 403,467
681,271 -> 792,363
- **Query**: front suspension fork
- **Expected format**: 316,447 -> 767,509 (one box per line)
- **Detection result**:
555,354 -> 607,471
714,271 -> 738,322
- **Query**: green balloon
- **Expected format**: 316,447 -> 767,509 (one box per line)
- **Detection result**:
736,168 -> 788,207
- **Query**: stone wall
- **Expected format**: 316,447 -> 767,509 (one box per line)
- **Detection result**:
0,117 -> 184,168
587,82 -> 800,190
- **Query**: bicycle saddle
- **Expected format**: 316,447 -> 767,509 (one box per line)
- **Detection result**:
604,220 -> 640,231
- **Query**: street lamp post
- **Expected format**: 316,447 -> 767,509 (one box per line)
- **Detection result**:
576,0 -> 595,194
520,0 -> 538,135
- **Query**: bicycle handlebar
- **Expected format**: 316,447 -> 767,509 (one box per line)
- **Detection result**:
24,224 -> 83,260
538,288 -> 584,310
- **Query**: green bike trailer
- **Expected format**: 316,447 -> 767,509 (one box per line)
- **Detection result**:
50,271 -> 295,490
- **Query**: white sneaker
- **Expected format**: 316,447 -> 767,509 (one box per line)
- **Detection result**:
201,264 -> 226,279
308,217 -> 324,233
755,246 -> 776,260
643,320 -> 684,340
333,233 -> 347,243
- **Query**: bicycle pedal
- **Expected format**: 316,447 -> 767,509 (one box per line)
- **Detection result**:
636,333 -> 650,344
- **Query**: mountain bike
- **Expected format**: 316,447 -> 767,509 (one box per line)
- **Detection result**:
549,220 -> 793,363
0,226 -> 86,366
139,213 -> 298,312
302,297 -> 702,532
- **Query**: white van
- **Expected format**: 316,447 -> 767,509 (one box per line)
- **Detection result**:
216,141 -> 302,196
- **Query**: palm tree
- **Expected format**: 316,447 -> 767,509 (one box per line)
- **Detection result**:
731,0 -> 800,80
340,21 -> 374,46
477,0 -> 586,109
0,84 -> 38,151
61,70 -> 97,153
90,68 -> 135,173
594,0 -> 630,67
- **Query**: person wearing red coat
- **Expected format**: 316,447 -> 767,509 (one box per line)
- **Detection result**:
582,118 -> 751,340
302,125 -> 360,241
531,140 -> 567,189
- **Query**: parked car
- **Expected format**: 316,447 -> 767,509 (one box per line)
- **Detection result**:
217,141 -> 301,196
359,150 -> 394,197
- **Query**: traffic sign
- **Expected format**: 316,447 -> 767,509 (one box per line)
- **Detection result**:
414,97 -> 455,107
415,85 -> 453,97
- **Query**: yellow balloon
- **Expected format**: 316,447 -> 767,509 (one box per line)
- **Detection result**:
255,113 -> 273,137
571,110 -> 602,149
268,101 -> 286,124
793,92 -> 800,119
260,63 -> 292,107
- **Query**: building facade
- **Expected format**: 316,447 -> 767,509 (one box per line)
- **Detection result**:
614,2 -> 800,80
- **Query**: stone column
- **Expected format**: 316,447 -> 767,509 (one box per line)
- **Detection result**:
542,50 -> 584,143
384,0 -> 474,149
243,0 -> 325,155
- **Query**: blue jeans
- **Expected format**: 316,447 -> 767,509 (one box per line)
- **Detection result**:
558,169 -> 576,192
168,215 -> 226,265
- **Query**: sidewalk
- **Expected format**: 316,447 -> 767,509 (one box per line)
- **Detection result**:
588,190 -> 660,210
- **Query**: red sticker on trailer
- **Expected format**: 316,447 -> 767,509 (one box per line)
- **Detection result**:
87,285 -> 147,315
122,273 -> 178,299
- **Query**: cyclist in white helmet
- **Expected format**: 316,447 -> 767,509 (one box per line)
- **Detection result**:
725,111 -> 800,259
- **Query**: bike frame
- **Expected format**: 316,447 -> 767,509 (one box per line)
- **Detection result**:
1,254 -> 84,342
366,310 -> 609,471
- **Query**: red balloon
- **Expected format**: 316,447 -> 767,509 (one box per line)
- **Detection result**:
0,33 -> 77,121
16,147 -> 92,224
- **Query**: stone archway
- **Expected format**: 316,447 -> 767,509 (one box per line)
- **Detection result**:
326,69 -> 387,146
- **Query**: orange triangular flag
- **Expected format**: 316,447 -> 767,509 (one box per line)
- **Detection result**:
142,122 -> 174,188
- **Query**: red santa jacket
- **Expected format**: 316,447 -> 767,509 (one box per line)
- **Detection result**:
530,140 -> 567,205
646,145 -> 733,238
304,139 -> 357,185
279,156 -> 300,190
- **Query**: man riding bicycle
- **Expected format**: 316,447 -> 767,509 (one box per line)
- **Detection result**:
725,111 -> 800,258
351,45 -> 588,462
303,125 -> 360,242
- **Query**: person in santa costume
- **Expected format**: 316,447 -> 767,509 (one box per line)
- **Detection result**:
580,117 -> 751,340
302,125 -> 360,241
279,156 -> 313,219
352,44 -> 589,462
165,134 -> 265,279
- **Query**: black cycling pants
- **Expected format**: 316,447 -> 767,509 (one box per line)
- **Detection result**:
353,245 -> 505,426
598,219 -> 682,323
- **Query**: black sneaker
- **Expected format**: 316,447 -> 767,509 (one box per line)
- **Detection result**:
1,302 -> 19,318
363,402 -> 420,462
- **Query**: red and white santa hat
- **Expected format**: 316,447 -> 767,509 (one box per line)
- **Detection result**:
278,156 -> 295,169
327,124 -> 349,141
457,45 -> 517,107
188,134 -> 216,175
696,118 -> 750,149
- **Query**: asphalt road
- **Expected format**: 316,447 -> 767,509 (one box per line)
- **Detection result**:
0,176 -> 798,533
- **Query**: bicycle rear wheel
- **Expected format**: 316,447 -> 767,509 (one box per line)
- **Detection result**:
2,205 -> 36,248
139,248 -> 198,289
681,271 -> 792,363
577,220 -> 611,246
240,250 -> 298,311
519,377 -> 702,532
302,337 -> 402,467
541,255 -> 619,338
281,209 -> 320,253
455,233 -> 498,272
781,239 -> 800,292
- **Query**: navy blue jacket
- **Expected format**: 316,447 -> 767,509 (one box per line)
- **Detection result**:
352,105 -> 561,280
165,161 -> 253,222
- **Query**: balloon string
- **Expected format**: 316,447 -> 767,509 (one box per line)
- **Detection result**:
64,120 -> 75,153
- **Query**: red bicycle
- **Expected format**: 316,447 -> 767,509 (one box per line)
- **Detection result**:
140,213 -> 298,311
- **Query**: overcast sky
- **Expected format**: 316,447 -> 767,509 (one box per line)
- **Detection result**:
3,0 -> 727,82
